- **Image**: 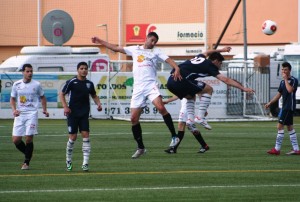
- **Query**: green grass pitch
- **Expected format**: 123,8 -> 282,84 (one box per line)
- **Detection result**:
1,118 -> 300,202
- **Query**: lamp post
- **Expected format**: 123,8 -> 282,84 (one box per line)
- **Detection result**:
97,24 -> 108,54
97,24 -> 111,118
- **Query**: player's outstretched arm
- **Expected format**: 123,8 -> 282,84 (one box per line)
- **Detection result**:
91,36 -> 126,54
216,74 -> 254,93
203,46 -> 232,57
163,95 -> 179,104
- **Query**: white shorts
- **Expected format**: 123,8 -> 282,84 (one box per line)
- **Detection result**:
130,83 -> 161,108
12,111 -> 38,136
178,98 -> 188,122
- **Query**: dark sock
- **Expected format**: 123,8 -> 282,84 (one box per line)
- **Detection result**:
24,142 -> 34,165
177,131 -> 185,141
193,131 -> 207,148
15,141 -> 26,154
162,113 -> 176,137
132,123 -> 144,149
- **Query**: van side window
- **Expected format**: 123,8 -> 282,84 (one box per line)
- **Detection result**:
38,66 -> 63,72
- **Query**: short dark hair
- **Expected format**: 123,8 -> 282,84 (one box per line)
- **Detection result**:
147,32 -> 159,41
77,61 -> 88,70
282,62 -> 292,71
208,52 -> 225,62
21,63 -> 32,71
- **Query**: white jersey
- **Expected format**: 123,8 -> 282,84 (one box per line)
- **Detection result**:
10,79 -> 44,112
124,45 -> 169,87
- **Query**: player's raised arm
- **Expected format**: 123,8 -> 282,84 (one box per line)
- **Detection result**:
91,36 -> 126,54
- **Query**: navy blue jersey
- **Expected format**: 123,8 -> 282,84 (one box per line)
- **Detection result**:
278,76 -> 298,111
62,76 -> 97,117
172,54 -> 220,80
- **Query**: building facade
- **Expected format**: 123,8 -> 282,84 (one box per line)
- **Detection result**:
0,0 -> 298,62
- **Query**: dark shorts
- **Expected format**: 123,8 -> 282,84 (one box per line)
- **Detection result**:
278,109 -> 294,126
67,113 -> 90,134
167,76 -> 206,99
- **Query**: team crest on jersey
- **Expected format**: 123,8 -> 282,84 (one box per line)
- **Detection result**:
197,82 -> 205,88
137,55 -> 145,62
86,83 -> 91,89
19,95 -> 27,103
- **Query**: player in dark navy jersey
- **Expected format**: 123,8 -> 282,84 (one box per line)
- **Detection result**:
176,53 -> 220,80
62,76 -> 95,117
59,62 -> 102,171
265,62 -> 300,155
176,48 -> 231,130
164,47 -> 232,154
167,51 -> 254,134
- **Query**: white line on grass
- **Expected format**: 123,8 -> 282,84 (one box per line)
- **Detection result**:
0,132 -> 278,138
2,169 -> 300,178
1,184 -> 300,194
0,132 -> 153,138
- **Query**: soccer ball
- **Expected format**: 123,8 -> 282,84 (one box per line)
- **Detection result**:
262,20 -> 277,35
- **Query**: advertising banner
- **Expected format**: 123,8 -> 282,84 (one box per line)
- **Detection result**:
89,72 -> 228,119
0,72 -> 228,119
126,23 -> 205,43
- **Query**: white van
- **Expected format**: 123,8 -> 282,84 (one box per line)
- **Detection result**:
0,46 -> 109,72
278,44 -> 300,114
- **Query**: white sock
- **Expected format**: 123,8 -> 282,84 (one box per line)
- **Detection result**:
66,138 -> 75,162
197,94 -> 211,118
186,99 -> 195,122
275,130 -> 284,151
289,129 -> 299,151
82,138 -> 91,165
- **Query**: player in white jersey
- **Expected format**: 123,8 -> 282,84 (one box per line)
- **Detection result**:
163,95 -> 209,154
92,32 -> 182,158
10,64 -> 49,170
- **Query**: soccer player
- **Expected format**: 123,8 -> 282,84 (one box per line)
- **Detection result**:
59,62 -> 102,171
10,63 -> 49,170
167,51 -> 255,130
92,32 -> 182,159
164,47 -> 233,154
186,46 -> 232,130
163,96 -> 209,154
265,62 -> 300,155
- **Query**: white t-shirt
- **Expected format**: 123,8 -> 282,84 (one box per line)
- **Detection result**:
124,45 -> 169,87
10,79 -> 44,112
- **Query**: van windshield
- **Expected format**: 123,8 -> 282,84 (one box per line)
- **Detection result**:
284,55 -> 300,86
0,67 -> 18,72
